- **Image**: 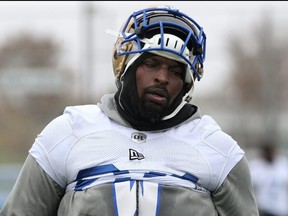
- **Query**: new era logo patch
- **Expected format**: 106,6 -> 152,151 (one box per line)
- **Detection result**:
129,149 -> 145,160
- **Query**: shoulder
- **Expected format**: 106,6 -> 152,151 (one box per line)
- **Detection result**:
201,115 -> 239,156
32,104 -> 113,151
64,104 -> 103,123
29,104 -> 111,187
178,115 -> 245,190
63,104 -> 112,135
33,105 -> 105,145
183,114 -> 239,155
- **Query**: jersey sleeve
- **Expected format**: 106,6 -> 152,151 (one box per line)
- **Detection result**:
0,155 -> 65,216
196,115 -> 245,191
29,110 -> 76,187
211,156 -> 259,216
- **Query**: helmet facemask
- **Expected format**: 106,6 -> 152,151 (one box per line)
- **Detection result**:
110,6 -> 206,120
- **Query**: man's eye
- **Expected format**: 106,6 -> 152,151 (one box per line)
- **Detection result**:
143,62 -> 158,68
170,69 -> 183,77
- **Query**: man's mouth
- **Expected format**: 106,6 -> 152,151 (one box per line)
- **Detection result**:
145,88 -> 169,105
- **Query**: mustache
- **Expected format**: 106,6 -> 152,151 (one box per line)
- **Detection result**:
144,84 -> 170,99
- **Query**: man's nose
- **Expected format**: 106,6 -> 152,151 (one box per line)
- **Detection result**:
155,66 -> 169,84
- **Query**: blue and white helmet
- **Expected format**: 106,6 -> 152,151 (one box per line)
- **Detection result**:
110,5 -> 206,117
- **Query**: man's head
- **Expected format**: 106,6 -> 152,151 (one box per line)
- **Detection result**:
111,5 -> 206,123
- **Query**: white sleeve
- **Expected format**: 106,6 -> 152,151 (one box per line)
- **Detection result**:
29,111 -> 76,187
200,115 -> 245,191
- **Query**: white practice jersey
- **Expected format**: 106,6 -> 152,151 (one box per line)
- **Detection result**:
28,104 -> 244,215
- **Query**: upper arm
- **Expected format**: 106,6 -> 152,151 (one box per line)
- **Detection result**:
211,156 -> 259,216
0,155 -> 65,216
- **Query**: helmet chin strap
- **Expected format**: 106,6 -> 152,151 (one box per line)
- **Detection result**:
162,78 -> 195,120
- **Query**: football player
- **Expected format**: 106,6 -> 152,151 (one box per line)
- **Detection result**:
1,5 -> 259,216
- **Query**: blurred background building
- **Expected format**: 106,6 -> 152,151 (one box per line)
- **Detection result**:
0,1 -> 288,208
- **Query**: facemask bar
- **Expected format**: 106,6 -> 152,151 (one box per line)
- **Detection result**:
118,7 -> 206,81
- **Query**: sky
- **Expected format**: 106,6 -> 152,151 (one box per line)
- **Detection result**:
0,1 -> 287,100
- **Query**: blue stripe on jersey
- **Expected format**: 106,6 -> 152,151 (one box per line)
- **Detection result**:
156,184 -> 162,216
182,173 -> 199,182
114,177 -> 131,183
73,164 -> 199,191
112,183 -> 119,216
75,179 -> 96,191
144,171 -> 198,183
76,164 -> 129,179
112,180 -> 137,216
143,171 -> 166,178
172,172 -> 199,183
140,180 -> 144,196
130,180 -> 136,191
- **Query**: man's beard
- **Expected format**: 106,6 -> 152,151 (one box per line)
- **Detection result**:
137,86 -> 171,122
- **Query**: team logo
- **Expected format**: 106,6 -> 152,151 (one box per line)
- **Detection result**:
131,132 -> 147,143
129,149 -> 145,160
